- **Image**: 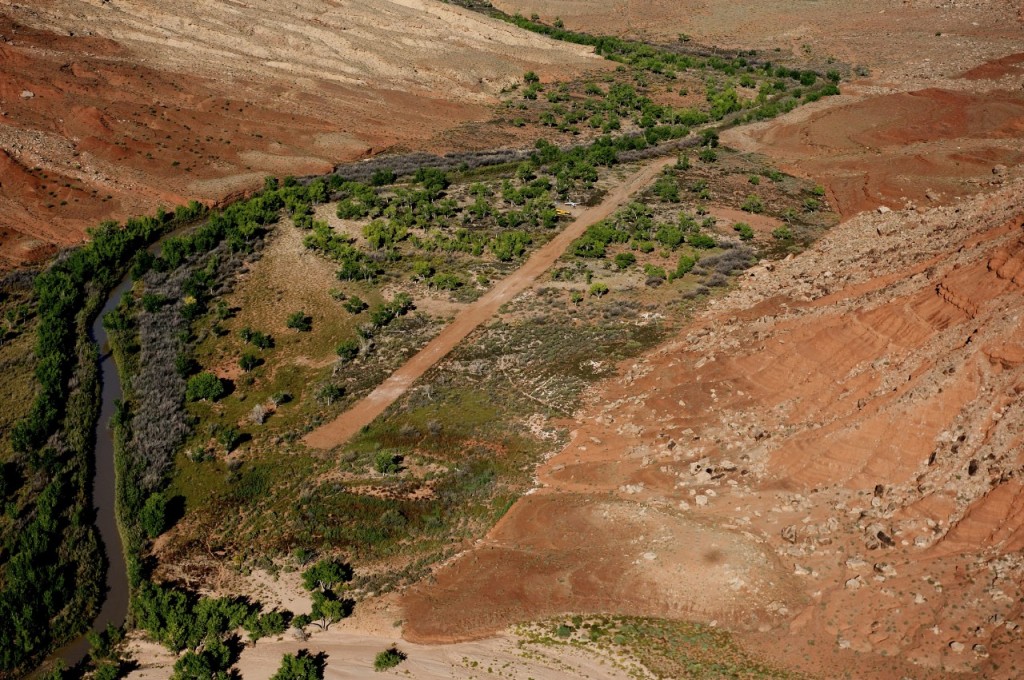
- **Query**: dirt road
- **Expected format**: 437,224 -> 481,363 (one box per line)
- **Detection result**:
304,154 -> 677,449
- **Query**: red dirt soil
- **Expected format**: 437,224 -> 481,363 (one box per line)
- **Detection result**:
723,86 -> 1024,218
402,178 -> 1024,676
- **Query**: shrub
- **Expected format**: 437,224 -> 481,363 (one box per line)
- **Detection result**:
613,252 -> 636,269
588,282 -> 609,297
286,311 -> 312,332
175,354 -> 200,378
741,194 -> 764,214
772,225 -> 794,241
186,372 -> 224,402
218,425 -> 241,452
336,339 -> 360,362
733,222 -> 754,241
373,647 -> 406,672
343,296 -> 367,314
643,264 -> 667,280
675,253 -> 697,277
249,404 -> 268,425
652,176 -> 679,202
688,233 -> 716,249
141,293 -> 168,313
374,452 -> 402,475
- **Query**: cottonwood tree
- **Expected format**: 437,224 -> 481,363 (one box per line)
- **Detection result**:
299,559 -> 354,631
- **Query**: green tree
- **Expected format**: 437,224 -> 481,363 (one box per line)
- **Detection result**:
370,169 -> 396,186
302,559 -> 354,593
170,634 -> 233,680
186,372 -> 225,402
141,492 -> 169,538
675,253 -> 697,277
317,384 -> 344,406
239,352 -> 260,373
411,260 -> 435,280
588,282 -> 609,297
310,592 -> 351,631
271,650 -> 325,680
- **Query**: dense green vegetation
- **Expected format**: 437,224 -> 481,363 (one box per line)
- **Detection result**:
271,650 -> 326,680
0,202 -> 204,676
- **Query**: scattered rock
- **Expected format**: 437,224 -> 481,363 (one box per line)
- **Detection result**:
949,641 -> 965,653
20,90 -> 34,99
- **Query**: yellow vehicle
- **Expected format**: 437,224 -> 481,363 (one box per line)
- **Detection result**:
555,208 -> 572,217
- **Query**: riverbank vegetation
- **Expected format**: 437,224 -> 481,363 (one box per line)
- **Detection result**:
0,203 -> 204,676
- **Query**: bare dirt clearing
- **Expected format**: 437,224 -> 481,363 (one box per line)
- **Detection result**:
0,0 -> 601,267
125,626 -> 643,680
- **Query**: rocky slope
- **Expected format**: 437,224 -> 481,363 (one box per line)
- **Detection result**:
402,168 -> 1024,677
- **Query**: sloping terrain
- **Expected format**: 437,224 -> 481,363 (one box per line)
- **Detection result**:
402,174 -> 1024,677
0,0 -> 601,267
493,0 -> 1022,81
396,5 -> 1024,677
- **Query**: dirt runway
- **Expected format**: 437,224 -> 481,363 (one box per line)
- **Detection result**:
304,154 -> 678,449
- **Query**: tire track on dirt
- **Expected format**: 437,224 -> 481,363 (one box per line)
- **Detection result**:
304,154 -> 677,449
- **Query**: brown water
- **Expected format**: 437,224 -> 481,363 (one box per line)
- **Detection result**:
48,273 -> 134,668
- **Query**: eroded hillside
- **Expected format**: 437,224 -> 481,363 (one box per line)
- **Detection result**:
0,0 -> 601,267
